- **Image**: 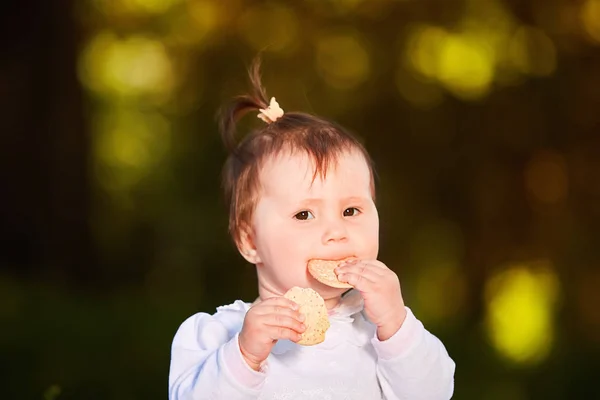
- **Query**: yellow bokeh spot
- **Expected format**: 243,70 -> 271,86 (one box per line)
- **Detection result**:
125,0 -> 181,13
402,1 -> 555,101
238,4 -> 299,53
166,0 -> 221,46
437,34 -> 495,100
79,32 -> 174,100
524,150 -> 569,205
406,25 -> 495,101
94,0 -> 182,15
188,0 -> 220,38
93,109 -> 171,191
316,31 -> 371,90
406,25 -> 448,80
581,0 -> 600,43
509,26 -> 557,77
485,263 -> 560,365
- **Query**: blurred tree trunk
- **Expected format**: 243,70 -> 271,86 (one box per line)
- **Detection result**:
0,0 -> 95,283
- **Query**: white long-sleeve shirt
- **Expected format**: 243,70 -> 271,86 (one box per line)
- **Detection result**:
169,289 -> 455,400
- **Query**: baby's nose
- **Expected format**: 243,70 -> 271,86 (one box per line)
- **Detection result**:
322,220 -> 348,244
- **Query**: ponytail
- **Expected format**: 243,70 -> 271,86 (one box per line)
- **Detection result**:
218,57 -> 269,153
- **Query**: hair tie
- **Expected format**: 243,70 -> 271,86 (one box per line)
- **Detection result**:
257,97 -> 284,124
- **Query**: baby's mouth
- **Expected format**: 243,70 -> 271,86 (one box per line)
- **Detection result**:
311,255 -> 357,263
306,258 -> 354,289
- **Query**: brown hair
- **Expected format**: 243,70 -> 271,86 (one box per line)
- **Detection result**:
218,58 -> 376,247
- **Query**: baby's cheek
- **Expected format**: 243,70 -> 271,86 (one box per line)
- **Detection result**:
361,223 -> 380,258
272,233 -> 306,261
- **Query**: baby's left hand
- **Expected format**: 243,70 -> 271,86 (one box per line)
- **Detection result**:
336,259 -> 407,341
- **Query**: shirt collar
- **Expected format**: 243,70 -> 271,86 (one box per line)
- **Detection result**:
328,289 -> 364,319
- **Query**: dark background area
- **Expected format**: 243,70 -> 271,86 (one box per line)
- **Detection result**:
1,0 -> 599,399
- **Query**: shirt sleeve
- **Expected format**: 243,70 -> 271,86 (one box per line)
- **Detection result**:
370,307 -> 455,400
168,312 -> 267,400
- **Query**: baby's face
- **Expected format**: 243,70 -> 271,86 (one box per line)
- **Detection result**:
250,149 -> 379,301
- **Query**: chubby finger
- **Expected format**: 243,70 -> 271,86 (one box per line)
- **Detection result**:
337,260 -> 384,274
255,296 -> 300,312
336,263 -> 383,281
336,270 -> 378,289
339,258 -> 390,271
266,326 -> 303,342
362,259 -> 390,269
255,304 -> 305,323
262,314 -> 306,333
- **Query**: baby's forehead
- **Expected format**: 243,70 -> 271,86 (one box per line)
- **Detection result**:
259,148 -> 350,179
257,148 -> 371,193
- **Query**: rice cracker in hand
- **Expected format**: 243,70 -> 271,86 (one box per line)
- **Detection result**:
283,287 -> 330,346
308,258 -> 354,289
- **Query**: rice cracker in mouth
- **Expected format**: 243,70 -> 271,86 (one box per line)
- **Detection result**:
283,287 -> 330,346
307,258 -> 355,289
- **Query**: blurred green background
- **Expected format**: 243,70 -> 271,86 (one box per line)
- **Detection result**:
1,0 -> 599,399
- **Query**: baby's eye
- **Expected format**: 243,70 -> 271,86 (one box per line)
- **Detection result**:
343,207 -> 361,217
294,210 -> 315,220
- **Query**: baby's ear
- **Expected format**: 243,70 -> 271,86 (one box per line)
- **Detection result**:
237,225 -> 262,264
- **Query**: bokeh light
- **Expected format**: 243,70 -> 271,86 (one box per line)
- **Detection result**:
92,0 -> 183,16
405,26 -> 495,100
316,30 -> 371,90
166,0 -> 222,46
93,109 -> 171,192
405,25 -> 447,81
79,32 -> 174,101
401,0 -> 561,102
485,263 -> 560,365
581,0 -> 600,43
123,0 -> 181,13
437,33 -> 495,100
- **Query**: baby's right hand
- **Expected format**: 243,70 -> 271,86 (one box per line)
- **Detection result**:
238,297 -> 306,371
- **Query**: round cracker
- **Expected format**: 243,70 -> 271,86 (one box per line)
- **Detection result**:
283,287 -> 330,346
308,259 -> 353,289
